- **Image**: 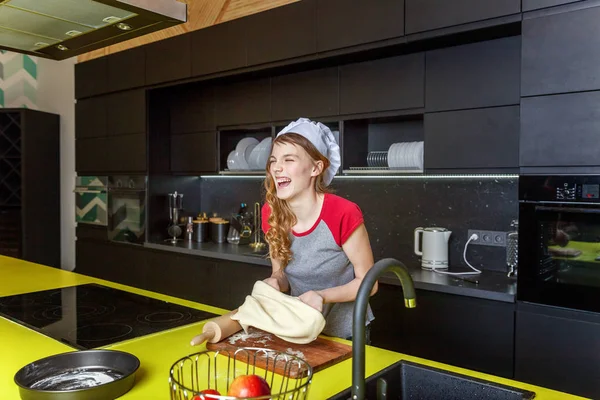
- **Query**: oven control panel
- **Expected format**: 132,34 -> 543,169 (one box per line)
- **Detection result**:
520,175 -> 600,202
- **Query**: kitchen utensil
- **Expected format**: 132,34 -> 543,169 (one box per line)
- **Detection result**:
249,202 -> 266,250
166,191 -> 184,244
507,219 -> 518,279
14,349 -> 139,400
414,227 -> 452,270
190,311 -> 243,346
206,326 -> 353,377
169,347 -> 312,399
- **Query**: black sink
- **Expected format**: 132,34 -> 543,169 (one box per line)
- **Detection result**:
329,360 -> 535,400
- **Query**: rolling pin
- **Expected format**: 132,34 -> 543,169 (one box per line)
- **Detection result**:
190,310 -> 243,346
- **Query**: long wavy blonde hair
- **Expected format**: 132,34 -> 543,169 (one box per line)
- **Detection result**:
264,132 -> 331,267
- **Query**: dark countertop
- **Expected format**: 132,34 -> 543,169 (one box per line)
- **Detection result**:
380,263 -> 517,303
144,240 -> 271,266
145,241 -> 516,303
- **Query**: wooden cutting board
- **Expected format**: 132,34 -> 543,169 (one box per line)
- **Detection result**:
206,327 -> 352,377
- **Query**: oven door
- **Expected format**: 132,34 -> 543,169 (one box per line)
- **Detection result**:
518,202 -> 600,312
107,176 -> 146,245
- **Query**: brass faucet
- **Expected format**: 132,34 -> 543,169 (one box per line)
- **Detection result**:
352,258 -> 417,400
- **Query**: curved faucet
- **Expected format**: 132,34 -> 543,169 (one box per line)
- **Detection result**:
352,258 -> 417,400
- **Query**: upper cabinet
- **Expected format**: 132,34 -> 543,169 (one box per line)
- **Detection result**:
145,34 -> 192,86
191,19 -> 247,77
215,78 -> 271,126
316,0 -> 404,52
75,96 -> 106,139
170,86 -> 215,134
425,106 -> 520,171
522,0 -> 580,12
340,53 -> 424,115
522,5 -> 600,96
75,57 -> 108,99
271,67 -> 339,121
425,36 -> 521,112
521,91 -> 600,168
107,47 -> 145,92
405,0 -> 521,34
246,0 -> 316,65
106,89 -> 146,137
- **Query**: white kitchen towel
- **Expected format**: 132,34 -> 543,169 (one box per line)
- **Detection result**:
231,280 -> 326,344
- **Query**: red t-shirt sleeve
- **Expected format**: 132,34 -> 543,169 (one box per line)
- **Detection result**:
261,203 -> 271,234
323,195 -> 365,246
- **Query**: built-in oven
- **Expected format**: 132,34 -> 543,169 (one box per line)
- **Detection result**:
107,176 -> 146,245
74,176 -> 108,226
518,175 -> 600,313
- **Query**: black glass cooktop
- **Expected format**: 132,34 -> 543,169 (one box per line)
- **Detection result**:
0,284 -> 218,349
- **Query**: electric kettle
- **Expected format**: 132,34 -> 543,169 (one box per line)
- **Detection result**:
414,227 -> 452,270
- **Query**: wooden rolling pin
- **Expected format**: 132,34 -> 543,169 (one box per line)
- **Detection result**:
190,310 -> 243,346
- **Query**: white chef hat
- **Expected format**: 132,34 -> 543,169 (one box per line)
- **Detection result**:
276,117 -> 340,186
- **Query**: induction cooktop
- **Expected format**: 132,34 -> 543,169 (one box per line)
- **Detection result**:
0,284 -> 219,349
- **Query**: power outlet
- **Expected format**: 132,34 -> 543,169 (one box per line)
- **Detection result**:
468,229 -> 507,247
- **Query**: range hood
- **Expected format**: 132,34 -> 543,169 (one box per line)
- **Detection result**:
0,0 -> 187,60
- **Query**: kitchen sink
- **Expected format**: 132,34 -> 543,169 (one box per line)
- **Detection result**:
329,360 -> 535,400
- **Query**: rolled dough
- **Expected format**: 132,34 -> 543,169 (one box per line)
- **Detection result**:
231,280 -> 326,344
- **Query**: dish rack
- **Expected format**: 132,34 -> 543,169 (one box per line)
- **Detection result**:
169,347 -> 313,400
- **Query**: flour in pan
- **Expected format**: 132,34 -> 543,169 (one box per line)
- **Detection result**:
29,367 -> 124,391
285,348 -> 306,360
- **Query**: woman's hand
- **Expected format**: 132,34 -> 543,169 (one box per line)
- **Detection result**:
299,290 -> 324,312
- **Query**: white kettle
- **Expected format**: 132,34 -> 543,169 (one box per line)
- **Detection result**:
414,227 -> 452,270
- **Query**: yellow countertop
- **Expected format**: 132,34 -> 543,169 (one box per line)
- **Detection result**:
0,255 -> 587,399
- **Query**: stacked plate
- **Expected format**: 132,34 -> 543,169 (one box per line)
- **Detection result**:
227,137 -> 272,171
387,141 -> 424,170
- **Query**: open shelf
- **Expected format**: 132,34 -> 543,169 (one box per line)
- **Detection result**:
218,126 -> 273,173
342,114 -> 424,171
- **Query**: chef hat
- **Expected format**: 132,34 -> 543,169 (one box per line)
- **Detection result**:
276,117 -> 340,186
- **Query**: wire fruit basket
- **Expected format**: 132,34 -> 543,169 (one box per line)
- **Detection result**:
169,347 -> 313,400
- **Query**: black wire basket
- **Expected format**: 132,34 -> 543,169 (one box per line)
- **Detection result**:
169,347 -> 313,399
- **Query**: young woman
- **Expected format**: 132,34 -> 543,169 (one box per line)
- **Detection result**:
261,118 -> 377,340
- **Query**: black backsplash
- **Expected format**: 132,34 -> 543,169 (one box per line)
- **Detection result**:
195,176 -> 518,272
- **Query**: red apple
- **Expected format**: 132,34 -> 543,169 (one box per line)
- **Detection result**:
227,374 -> 271,398
192,388 -> 221,399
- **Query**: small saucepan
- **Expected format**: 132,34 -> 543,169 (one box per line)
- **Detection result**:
14,349 -> 140,400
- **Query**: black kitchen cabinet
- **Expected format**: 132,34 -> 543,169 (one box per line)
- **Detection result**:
425,106 -> 520,171
75,136 -> 108,173
106,89 -> 146,136
171,132 -> 217,173
405,0 -> 521,34
107,47 -> 145,92
339,53 -> 424,115
271,67 -> 339,121
522,5 -> 600,96
145,250 -> 219,306
521,91 -> 600,168
75,96 -> 107,139
425,36 -> 521,112
316,0 -> 404,52
191,19 -> 247,77
515,302 -> 600,399
215,261 -> 270,310
75,56 -> 108,99
145,34 -> 192,86
215,78 -> 271,126
246,0 -> 316,66
106,133 -> 147,173
170,86 -> 215,134
522,0 -> 581,12
76,240 -> 149,290
370,285 -> 515,379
